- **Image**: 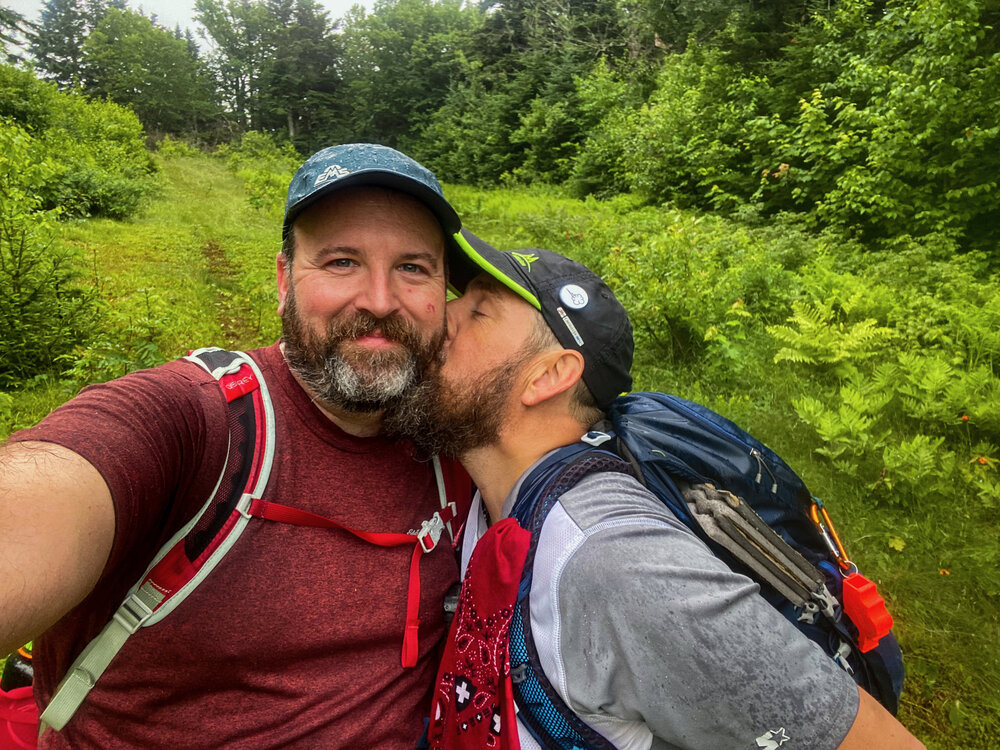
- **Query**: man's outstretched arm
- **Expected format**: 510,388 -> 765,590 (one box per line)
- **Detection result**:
838,687 -> 925,749
0,441 -> 115,654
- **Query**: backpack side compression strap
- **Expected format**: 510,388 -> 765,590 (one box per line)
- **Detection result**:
39,348 -> 275,733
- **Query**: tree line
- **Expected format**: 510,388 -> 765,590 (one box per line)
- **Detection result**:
2,0 -> 999,256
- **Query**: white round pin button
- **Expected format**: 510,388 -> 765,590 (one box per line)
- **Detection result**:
559,284 -> 589,309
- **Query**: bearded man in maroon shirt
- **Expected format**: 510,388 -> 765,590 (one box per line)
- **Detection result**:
0,144 -> 471,748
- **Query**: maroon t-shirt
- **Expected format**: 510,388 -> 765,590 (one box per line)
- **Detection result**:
9,344 -> 466,748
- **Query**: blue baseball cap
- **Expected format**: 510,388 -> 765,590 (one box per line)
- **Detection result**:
451,230 -> 634,410
283,143 -> 461,240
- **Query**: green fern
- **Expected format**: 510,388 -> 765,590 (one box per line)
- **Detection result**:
769,299 -> 894,378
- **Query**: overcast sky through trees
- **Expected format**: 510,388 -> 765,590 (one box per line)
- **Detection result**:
6,0 -> 370,34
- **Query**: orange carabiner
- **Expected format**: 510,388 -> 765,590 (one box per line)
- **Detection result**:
809,498 -> 853,572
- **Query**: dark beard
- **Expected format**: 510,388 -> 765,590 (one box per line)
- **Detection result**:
281,285 -> 445,414
385,354 -> 532,458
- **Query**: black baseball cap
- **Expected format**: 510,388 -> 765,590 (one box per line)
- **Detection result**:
451,230 -> 634,410
283,143 -> 461,242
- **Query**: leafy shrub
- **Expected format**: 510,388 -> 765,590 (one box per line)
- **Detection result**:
240,168 -> 290,217
754,0 -> 1000,249
218,130 -> 300,173
215,131 -> 299,216
0,63 -> 157,219
0,121 -> 98,387
604,209 -> 809,372
64,287 -> 168,385
156,135 -> 201,158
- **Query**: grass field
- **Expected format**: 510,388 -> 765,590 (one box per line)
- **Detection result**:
2,151 -> 997,748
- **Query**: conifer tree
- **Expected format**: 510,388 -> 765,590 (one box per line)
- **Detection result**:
30,0 -> 88,86
258,0 -> 339,147
1,7 -> 31,64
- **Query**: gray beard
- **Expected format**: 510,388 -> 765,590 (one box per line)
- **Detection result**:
281,285 -> 443,414
295,345 -> 417,409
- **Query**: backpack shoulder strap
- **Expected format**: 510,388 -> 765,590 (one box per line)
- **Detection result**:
40,348 -> 276,732
432,455 -> 473,545
508,443 -> 631,750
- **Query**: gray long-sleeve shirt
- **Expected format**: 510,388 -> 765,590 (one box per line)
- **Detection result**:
460,466 -> 858,749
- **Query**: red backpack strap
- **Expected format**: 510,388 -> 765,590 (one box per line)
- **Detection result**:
40,348 -> 276,733
435,455 -> 474,546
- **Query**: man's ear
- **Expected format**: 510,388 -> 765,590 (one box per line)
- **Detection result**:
276,252 -> 290,316
521,349 -> 585,407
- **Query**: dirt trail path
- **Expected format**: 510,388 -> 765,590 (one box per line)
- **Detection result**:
62,153 -> 281,355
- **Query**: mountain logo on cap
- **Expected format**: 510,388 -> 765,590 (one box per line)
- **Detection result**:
559,284 -> 589,310
512,252 -> 539,271
314,164 -> 352,186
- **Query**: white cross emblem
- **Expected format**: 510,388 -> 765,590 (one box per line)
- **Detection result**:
455,679 -> 472,707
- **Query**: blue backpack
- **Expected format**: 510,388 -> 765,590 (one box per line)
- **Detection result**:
507,391 -> 905,749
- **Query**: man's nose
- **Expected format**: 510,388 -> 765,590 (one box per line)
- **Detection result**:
355,269 -> 400,319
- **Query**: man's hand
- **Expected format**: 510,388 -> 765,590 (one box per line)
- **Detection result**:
0,441 -> 115,653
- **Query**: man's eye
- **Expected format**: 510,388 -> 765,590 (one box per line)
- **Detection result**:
329,258 -> 355,268
399,262 -> 428,274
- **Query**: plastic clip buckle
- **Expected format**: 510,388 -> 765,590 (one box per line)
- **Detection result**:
417,512 -> 446,553
581,430 -> 612,447
113,591 -> 154,634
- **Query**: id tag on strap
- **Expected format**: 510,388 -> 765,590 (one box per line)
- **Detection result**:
843,572 -> 893,652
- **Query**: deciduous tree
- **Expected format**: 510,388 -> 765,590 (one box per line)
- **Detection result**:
82,8 -> 218,135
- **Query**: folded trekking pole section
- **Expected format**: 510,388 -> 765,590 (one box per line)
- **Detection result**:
608,392 -> 904,708
683,483 -> 837,619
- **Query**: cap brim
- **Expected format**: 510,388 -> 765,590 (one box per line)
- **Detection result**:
451,230 -> 540,310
